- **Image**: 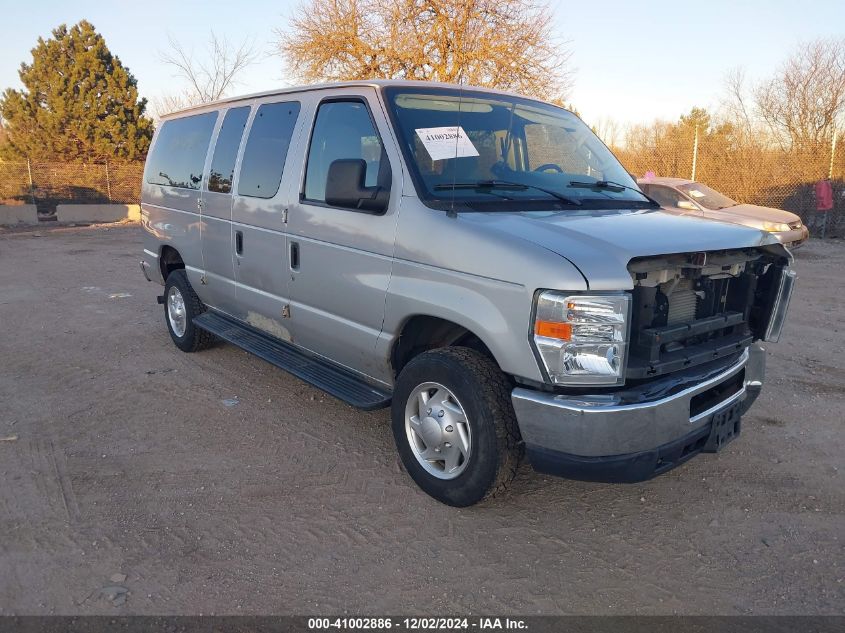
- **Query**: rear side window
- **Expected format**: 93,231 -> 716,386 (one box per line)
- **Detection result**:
237,101 -> 301,199
146,112 -> 217,189
304,100 -> 384,203
208,106 -> 250,194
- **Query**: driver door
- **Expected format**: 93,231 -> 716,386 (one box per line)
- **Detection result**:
284,89 -> 402,382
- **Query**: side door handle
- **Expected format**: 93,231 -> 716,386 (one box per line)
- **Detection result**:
235,230 -> 243,255
290,241 -> 300,270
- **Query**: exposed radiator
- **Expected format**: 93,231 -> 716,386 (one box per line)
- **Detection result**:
666,279 -> 699,325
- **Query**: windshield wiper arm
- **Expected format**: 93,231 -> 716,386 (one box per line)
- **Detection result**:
568,179 -> 660,207
434,180 -> 581,205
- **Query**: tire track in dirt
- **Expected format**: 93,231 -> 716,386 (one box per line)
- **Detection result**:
0,439 -> 80,525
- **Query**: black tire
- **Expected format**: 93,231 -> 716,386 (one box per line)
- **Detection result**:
163,269 -> 215,353
391,347 -> 523,506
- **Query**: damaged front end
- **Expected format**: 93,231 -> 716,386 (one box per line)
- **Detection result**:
512,242 -> 795,483
627,247 -> 795,381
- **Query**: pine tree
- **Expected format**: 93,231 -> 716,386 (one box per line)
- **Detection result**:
0,20 -> 154,161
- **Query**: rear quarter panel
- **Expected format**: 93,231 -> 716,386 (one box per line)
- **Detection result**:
140,109 -> 220,299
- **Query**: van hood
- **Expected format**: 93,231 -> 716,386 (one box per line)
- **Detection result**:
460,208 -> 784,290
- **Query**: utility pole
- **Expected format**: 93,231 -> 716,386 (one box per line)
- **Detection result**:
26,158 -> 36,206
691,124 -> 699,181
105,160 -> 112,203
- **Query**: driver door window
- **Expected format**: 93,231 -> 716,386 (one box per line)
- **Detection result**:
303,100 -> 384,203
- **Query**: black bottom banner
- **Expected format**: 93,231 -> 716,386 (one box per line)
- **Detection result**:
0,616 -> 841,633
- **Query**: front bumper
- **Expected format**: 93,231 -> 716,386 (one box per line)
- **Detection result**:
511,344 -> 766,483
776,226 -> 809,249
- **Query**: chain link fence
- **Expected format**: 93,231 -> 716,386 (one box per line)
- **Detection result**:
614,134 -> 844,238
1,142 -> 843,238
0,161 -> 144,216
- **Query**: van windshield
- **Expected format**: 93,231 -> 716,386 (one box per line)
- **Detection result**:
383,86 -> 650,210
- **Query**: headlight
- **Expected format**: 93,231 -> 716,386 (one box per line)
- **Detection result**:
762,221 -> 791,233
532,292 -> 631,386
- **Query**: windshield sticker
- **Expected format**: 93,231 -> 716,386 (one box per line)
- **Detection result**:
688,189 -> 706,198
415,126 -> 480,161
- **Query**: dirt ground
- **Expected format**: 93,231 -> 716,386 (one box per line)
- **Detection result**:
0,224 -> 842,616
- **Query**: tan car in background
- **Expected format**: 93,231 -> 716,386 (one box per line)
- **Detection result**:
638,176 -> 809,248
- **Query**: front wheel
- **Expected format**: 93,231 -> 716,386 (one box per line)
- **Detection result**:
391,347 -> 523,506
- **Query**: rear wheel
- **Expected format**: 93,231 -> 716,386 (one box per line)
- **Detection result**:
163,270 -> 214,352
391,347 -> 523,506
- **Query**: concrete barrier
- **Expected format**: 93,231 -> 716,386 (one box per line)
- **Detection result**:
56,204 -> 141,223
0,204 -> 39,225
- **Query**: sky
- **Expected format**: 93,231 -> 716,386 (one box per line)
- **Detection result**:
1,0 -> 844,130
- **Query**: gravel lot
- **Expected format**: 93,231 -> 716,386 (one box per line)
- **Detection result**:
0,224 -> 842,615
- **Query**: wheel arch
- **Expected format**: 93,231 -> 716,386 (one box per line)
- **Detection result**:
159,245 -> 185,281
391,314 -> 498,378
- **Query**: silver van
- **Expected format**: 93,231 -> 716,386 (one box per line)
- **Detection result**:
140,80 -> 795,506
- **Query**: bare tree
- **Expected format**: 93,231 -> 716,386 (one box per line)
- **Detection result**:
275,0 -> 573,101
722,67 -> 755,130
754,38 -> 845,149
158,32 -> 259,114
592,117 -> 623,149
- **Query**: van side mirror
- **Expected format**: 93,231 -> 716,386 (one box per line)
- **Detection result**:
325,159 -> 389,213
677,200 -> 699,211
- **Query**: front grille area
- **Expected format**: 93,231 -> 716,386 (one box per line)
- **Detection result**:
627,249 -> 786,380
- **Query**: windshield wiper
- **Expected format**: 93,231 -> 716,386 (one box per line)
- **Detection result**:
568,179 -> 660,207
434,180 -> 581,205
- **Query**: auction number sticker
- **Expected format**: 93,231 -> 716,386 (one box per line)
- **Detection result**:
415,126 -> 480,161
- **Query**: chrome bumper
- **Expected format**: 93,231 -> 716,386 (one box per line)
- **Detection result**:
512,344 -> 765,459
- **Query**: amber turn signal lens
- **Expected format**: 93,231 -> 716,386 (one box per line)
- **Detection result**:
534,320 -> 572,340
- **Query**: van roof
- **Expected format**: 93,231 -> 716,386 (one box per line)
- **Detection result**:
160,79 -> 565,119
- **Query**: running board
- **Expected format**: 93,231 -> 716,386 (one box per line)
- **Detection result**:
193,311 -> 391,410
